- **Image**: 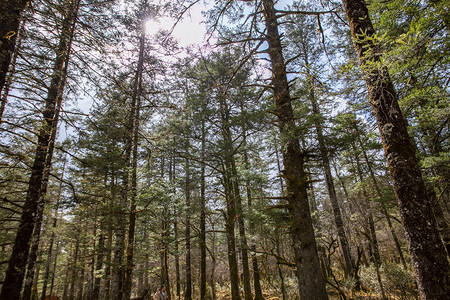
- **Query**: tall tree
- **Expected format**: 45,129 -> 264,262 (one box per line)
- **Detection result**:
341,0 -> 450,298
0,0 -> 29,100
0,0 -> 80,297
261,1 -> 328,298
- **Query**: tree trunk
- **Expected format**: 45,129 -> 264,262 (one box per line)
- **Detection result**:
0,14 -> 25,124
239,99 -> 264,300
111,23 -> 143,300
69,236 -> 80,300
123,29 -> 145,300
93,233 -> 104,300
184,150 -> 192,300
218,93 -> 241,300
231,158 -> 252,300
341,1 -> 450,297
0,1 -> 79,297
354,124 -> 408,270
104,174 -> 115,300
0,0 -> 29,99
352,145 -> 386,299
200,109 -> 207,300
307,70 -> 355,278
261,1 -> 328,299
41,158 -> 65,300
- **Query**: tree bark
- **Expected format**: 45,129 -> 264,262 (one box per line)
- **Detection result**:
341,0 -> 450,298
0,14 -> 25,124
262,1 -> 328,299
0,0 -> 79,297
0,0 -> 29,99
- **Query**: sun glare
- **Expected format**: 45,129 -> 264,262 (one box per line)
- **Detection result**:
144,19 -> 162,36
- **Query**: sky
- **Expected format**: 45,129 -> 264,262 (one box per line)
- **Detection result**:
145,1 -> 209,47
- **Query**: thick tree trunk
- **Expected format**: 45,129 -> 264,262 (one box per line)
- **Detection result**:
341,0 -> 450,297
0,1 -> 79,298
261,1 -> 328,299
0,15 -> 25,124
0,0 -> 29,98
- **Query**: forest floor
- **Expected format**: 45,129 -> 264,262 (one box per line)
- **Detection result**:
214,289 -> 409,299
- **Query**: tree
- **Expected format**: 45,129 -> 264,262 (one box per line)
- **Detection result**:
0,0 -> 30,102
0,0 -> 80,297
341,0 -> 450,298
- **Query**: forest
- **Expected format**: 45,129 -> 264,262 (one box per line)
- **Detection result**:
0,0 -> 449,299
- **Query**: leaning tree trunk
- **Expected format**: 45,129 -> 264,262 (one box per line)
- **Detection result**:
262,1 -> 328,299
0,1 -> 79,298
341,0 -> 450,298
0,0 -> 29,99
23,17 -> 74,299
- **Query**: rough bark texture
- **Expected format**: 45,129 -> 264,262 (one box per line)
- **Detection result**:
0,0 -> 29,98
0,1 -> 78,297
342,0 -> 450,298
262,1 -> 328,299
0,14 -> 24,124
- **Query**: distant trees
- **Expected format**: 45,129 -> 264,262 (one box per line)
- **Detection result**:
0,0 -> 448,299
